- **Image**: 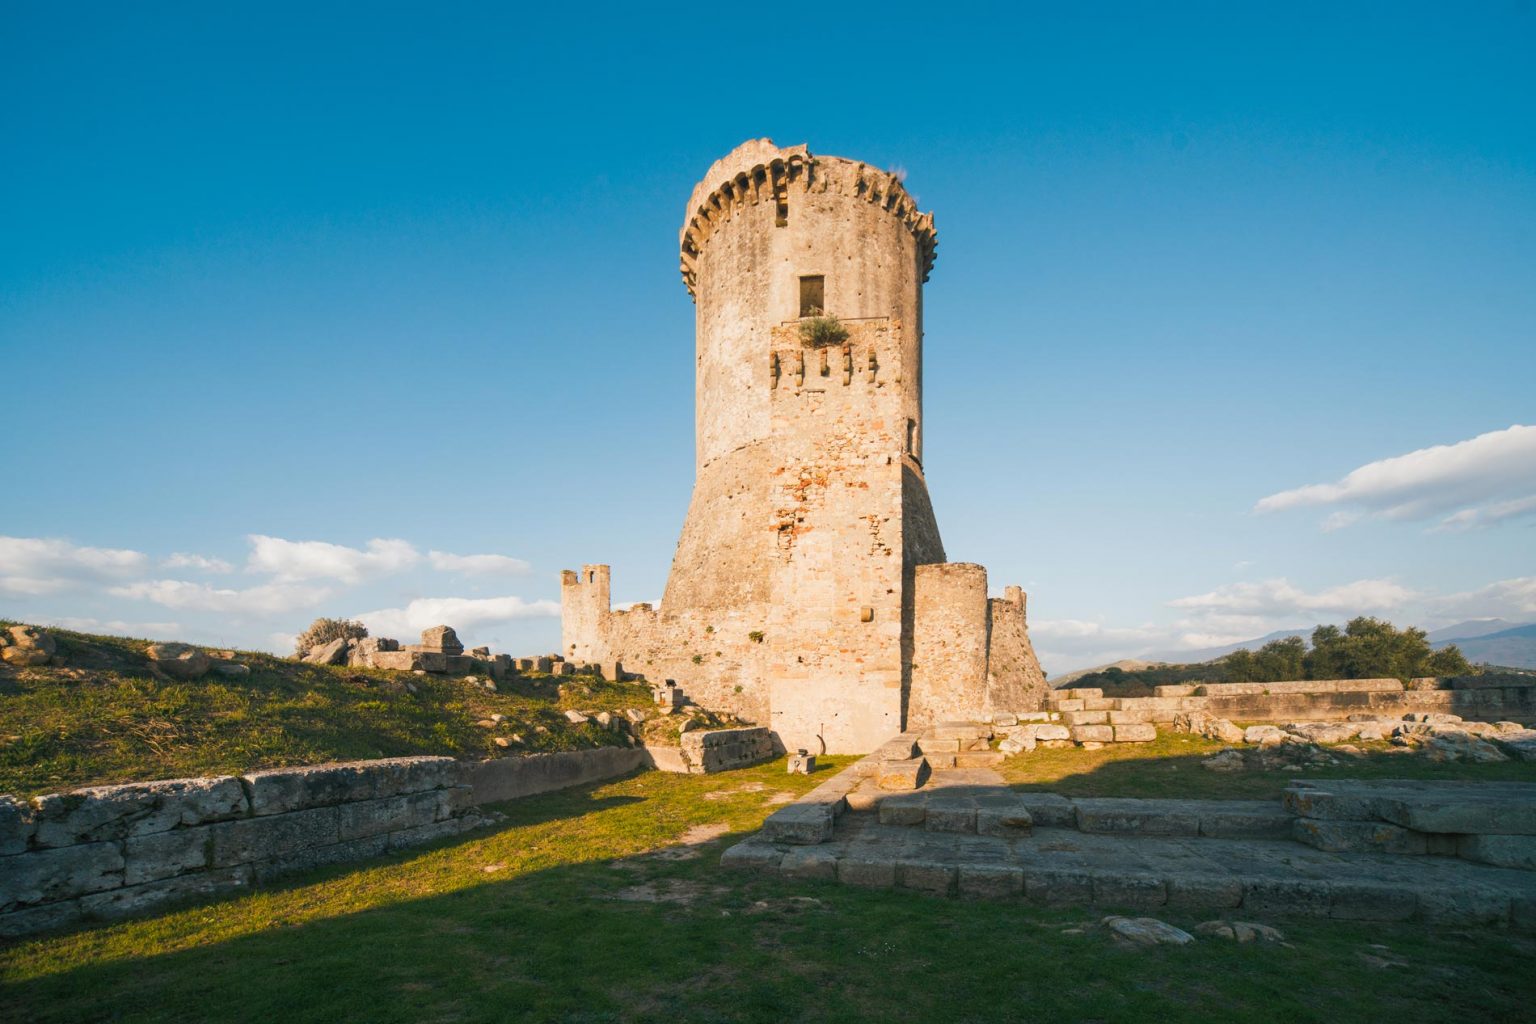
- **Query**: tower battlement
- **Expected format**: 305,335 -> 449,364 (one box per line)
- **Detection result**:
679,139 -> 937,299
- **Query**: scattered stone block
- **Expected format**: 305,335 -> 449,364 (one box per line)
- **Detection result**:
1194,920 -> 1285,943
876,758 -> 926,791
1104,916 -> 1192,946
149,642 -> 214,677
1070,725 -> 1113,744
1113,723 -> 1156,743
786,751 -> 816,774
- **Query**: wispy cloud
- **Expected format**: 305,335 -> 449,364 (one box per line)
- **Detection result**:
163,552 -> 235,573
1430,576 -> 1536,622
1255,424 -> 1536,530
245,535 -> 420,584
427,550 -> 532,576
1168,577 -> 1418,616
111,579 -> 333,615
0,535 -> 148,595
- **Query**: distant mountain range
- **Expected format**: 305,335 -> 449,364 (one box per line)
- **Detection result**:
1055,618 -> 1536,682
1434,622 -> 1536,669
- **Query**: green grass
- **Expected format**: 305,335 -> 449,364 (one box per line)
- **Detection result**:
4,755 -> 1534,1023
1000,732 -> 1536,799
0,623 -> 657,797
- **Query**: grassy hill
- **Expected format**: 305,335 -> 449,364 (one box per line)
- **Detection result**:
0,622 -> 675,798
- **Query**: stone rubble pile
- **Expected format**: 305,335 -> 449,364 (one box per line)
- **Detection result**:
1179,711 -> 1536,771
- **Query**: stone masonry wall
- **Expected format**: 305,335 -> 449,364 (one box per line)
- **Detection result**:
1080,679 -> 1536,726
1,747 -> 647,939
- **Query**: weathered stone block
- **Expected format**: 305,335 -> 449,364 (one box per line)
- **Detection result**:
779,846 -> 838,880
876,758 -> 926,791
1070,725 -> 1113,744
1023,867 -> 1093,904
0,841 -> 124,910
81,866 -> 252,920
1113,723 -> 1157,743
336,790 -> 453,843
838,855 -> 897,888
761,805 -> 835,845
719,840 -> 785,872
898,860 -> 956,896
878,797 -> 927,827
1016,792 -> 1075,827
1031,724 -> 1071,743
209,806 -> 341,867
1075,798 -> 1199,836
0,795 -> 34,855
242,757 -> 460,816
1457,833 -> 1536,871
957,864 -> 1023,898
1292,818 -> 1427,856
975,803 -> 1033,838
1164,874 -> 1242,909
1092,872 -> 1167,908
31,776 -> 248,847
1061,710 -> 1108,726
123,826 -> 214,885
925,803 -> 977,833
1241,878 -> 1331,917
1375,795 -> 1536,836
252,834 -> 390,882
0,898 -> 84,938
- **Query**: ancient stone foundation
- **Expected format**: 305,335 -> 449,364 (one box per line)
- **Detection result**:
0,747 -> 647,938
563,139 -> 1046,755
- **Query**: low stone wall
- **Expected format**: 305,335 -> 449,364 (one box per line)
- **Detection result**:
1050,679 -> 1536,727
463,748 -> 647,804
645,727 -> 776,774
0,746 -> 649,939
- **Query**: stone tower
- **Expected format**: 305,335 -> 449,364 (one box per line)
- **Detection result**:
563,139 -> 1045,753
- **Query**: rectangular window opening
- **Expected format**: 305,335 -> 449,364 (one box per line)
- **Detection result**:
799,276 -> 825,318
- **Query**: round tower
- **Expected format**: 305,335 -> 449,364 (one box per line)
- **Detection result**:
679,139 -> 938,473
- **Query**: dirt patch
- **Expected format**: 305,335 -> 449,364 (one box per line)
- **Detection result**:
609,880 -> 729,905
646,821 -> 733,860
703,783 -> 767,801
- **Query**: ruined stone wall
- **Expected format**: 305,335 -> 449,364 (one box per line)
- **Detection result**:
908,568 -> 1050,728
1,747 -> 647,939
986,587 -> 1050,714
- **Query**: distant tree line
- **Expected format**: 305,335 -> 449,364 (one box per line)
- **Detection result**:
1221,618 -> 1471,683
1066,617 -> 1475,695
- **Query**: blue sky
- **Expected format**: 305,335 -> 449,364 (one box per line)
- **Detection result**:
2,3 -> 1533,672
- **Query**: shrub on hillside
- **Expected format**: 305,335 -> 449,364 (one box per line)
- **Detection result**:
294,617 -> 368,655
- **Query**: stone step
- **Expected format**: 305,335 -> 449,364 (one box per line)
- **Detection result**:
720,823 -> 1536,926
877,790 -> 1034,837
1071,798 -> 1293,839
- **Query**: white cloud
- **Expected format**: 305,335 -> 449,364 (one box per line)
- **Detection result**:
245,535 -> 420,584
111,579 -> 333,616
1255,424 -> 1536,529
354,595 -> 560,641
1435,495 -> 1536,532
1168,577 -> 1418,617
1429,577 -> 1536,623
427,550 -> 532,576
163,552 -> 235,573
0,535 -> 148,595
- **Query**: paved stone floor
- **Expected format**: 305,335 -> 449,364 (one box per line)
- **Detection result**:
728,763 -> 1536,926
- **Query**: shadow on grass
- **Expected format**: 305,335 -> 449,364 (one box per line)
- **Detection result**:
7,756 -> 1536,1023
